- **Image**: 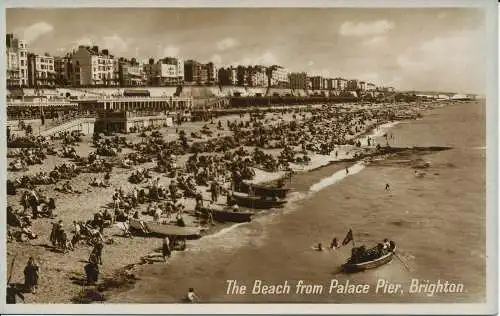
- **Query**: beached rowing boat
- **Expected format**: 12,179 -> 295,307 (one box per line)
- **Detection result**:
239,181 -> 290,199
197,205 -> 253,223
129,219 -> 202,239
231,192 -> 287,209
342,246 -> 396,272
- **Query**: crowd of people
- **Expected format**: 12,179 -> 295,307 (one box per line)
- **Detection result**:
6,101 -> 422,303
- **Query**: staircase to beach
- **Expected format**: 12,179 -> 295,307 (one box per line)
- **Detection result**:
38,115 -> 96,137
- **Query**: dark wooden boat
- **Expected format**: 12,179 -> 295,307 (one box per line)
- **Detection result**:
129,219 -> 202,239
343,246 -> 396,272
239,181 -> 290,199
197,205 -> 253,223
231,192 -> 287,209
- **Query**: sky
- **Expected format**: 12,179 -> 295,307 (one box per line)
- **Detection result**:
6,7 -> 487,94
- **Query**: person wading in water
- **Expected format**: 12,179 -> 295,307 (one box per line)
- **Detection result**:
162,237 -> 171,262
186,287 -> 199,303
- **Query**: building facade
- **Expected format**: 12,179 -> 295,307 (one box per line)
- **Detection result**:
366,83 -> 377,91
326,78 -> 335,90
54,56 -> 73,86
310,76 -> 326,90
184,60 -> 216,85
206,62 -> 218,85
268,65 -> 290,88
70,45 -> 118,86
143,57 -> 183,86
334,78 -> 348,91
27,53 -> 56,87
218,67 -> 237,85
347,79 -> 359,91
245,65 -> 267,87
119,59 -> 145,86
288,72 -> 308,90
6,33 -> 28,87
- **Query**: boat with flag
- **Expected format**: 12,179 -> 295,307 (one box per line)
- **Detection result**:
343,244 -> 396,272
339,228 -> 397,272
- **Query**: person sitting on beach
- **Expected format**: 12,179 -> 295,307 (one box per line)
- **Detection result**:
385,183 -> 390,191
62,181 -> 73,193
176,213 -> 186,227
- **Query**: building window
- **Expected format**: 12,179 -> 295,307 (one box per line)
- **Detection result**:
20,60 -> 25,66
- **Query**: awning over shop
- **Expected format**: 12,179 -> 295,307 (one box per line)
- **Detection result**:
123,89 -> 150,97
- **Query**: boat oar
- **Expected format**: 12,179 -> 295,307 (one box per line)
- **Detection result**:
394,252 -> 412,272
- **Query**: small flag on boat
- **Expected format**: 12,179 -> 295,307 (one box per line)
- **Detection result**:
342,229 -> 353,246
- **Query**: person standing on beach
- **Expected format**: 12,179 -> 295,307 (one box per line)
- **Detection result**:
89,240 -> 104,265
23,257 -> 40,294
345,167 -> 349,175
385,183 -> 390,191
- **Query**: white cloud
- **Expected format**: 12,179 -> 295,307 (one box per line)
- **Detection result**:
357,72 -> 380,85
234,51 -> 278,66
70,35 -> 131,55
307,60 -> 315,66
362,36 -> 387,46
211,54 -> 222,66
101,34 -> 130,54
162,45 -> 180,57
395,31 -> 485,93
216,37 -> 239,51
310,68 -> 331,77
73,36 -> 95,46
339,20 -> 394,37
19,22 -> 54,42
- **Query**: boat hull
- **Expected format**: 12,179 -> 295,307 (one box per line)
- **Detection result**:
198,206 -> 253,223
231,192 -> 287,209
239,181 -> 290,199
343,249 -> 396,272
129,219 -> 202,239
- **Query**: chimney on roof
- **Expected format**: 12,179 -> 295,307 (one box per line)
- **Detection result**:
102,49 -> 109,55
92,46 -> 99,54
